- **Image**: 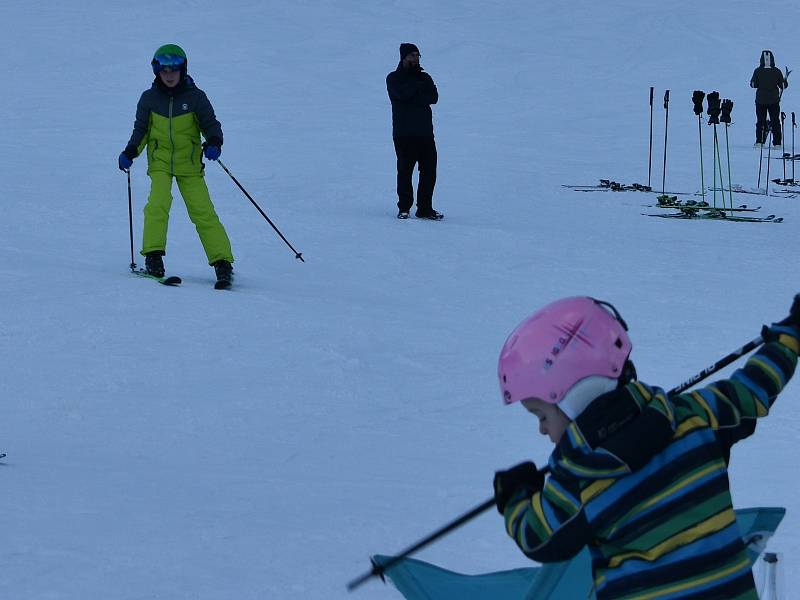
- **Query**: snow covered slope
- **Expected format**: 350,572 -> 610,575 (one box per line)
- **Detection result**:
1,1 -> 799,598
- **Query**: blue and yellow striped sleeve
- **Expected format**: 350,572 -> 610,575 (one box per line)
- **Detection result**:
503,475 -> 591,562
676,324 -> 799,430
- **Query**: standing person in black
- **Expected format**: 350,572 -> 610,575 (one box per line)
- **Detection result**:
750,49 -> 790,146
387,43 -> 443,220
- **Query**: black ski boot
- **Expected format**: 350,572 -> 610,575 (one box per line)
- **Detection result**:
213,260 -> 233,289
145,251 -> 165,277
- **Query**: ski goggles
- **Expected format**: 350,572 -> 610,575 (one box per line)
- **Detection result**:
152,53 -> 186,74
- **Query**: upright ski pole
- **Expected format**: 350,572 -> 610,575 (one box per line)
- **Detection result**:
765,122 -> 773,196
692,91 -> 706,202
782,111 -> 787,181
721,99 -> 735,208
216,160 -> 305,262
793,111 -> 797,181
126,169 -> 136,271
662,90 -> 670,195
758,139 -> 765,188
707,92 -> 722,208
648,87 -> 654,187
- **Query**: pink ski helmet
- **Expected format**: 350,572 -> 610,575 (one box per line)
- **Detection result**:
498,296 -> 633,407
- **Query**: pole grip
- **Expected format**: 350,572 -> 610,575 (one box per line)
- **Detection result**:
663,89 -> 670,109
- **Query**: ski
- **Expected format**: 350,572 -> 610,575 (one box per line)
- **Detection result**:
563,180 -> 654,192
644,211 -> 782,223
646,202 -> 762,212
709,187 -> 796,198
132,270 -> 182,286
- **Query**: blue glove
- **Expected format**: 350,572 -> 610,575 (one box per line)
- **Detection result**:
118,152 -> 133,171
203,145 -> 221,161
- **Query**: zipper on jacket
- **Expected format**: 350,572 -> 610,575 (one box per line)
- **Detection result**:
168,97 -> 174,175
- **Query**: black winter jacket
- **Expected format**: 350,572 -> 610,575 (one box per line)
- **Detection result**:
750,51 -> 788,105
386,62 -> 438,138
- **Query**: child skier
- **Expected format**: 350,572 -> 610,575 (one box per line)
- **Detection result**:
118,44 -> 234,286
494,295 -> 799,599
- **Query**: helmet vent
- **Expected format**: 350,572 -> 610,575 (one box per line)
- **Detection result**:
615,337 -> 623,348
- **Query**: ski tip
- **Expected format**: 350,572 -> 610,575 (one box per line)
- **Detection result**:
162,276 -> 182,286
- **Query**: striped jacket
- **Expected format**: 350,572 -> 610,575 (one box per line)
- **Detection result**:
503,324 -> 799,599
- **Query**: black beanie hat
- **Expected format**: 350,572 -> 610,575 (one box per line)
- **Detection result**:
400,43 -> 420,60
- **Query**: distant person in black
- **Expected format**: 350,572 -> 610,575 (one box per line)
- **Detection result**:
386,43 -> 443,220
750,49 -> 790,146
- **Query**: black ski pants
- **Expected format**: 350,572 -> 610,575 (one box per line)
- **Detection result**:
756,102 -> 782,144
393,136 -> 437,214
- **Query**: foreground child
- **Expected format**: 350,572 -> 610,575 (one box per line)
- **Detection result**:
494,295 -> 799,599
119,44 -> 233,286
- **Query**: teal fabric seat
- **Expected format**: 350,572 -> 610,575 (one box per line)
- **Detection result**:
373,507 -> 784,600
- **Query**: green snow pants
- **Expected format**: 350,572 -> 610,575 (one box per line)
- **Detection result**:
141,171 -> 234,265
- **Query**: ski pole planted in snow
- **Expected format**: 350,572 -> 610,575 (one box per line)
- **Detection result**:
692,91 -> 706,202
721,99 -> 735,208
216,160 -> 305,262
781,112 -> 787,181
662,89 -> 670,195
648,87 -> 654,187
766,122 -> 773,195
126,169 -> 136,271
793,112 -> 797,182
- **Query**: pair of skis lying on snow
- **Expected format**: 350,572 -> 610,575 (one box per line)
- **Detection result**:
642,197 -> 782,222
132,269 -> 231,290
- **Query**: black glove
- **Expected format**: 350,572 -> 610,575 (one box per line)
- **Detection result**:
706,91 -> 721,125
720,99 -> 734,124
493,461 -> 545,514
692,90 -> 705,116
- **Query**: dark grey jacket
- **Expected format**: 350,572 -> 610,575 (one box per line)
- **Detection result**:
386,63 -> 438,138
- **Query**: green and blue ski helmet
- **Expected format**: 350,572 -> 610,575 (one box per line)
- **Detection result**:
151,44 -> 187,75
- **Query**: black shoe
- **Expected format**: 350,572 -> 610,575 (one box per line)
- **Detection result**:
397,210 -> 409,219
415,209 -> 444,220
145,251 -> 165,277
213,260 -> 233,283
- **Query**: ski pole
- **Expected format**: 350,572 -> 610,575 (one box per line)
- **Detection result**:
765,122 -> 772,195
692,91 -> 706,202
706,92 -> 722,208
667,334 -> 763,395
216,160 -> 304,262
662,90 -> 670,195
782,112 -> 787,181
721,99 -> 735,209
793,111 -> 797,181
347,496 -> 498,591
648,87 -> 654,187
126,169 -> 136,271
